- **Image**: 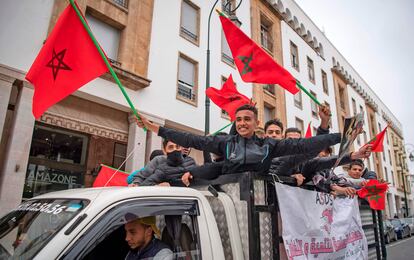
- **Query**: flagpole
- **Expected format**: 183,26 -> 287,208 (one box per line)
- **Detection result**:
69,0 -> 146,131
209,121 -> 233,136
296,81 -> 321,106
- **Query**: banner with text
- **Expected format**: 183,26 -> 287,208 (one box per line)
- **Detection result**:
276,183 -> 368,260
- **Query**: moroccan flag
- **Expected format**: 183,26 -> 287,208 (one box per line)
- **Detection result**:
206,74 -> 251,121
357,179 -> 388,210
305,122 -> 312,138
26,2 -> 109,119
365,126 -> 388,152
218,11 -> 299,94
93,164 -> 129,187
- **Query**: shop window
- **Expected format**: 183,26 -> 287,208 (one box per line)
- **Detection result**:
113,143 -> 127,170
23,124 -> 88,198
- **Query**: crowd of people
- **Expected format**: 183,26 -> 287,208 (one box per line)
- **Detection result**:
121,104 -> 377,259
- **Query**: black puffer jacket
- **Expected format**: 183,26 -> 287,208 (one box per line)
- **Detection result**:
157,126 -> 341,175
133,156 -> 196,186
268,126 -> 330,176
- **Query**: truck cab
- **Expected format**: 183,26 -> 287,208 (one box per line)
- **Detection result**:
0,187 -> 225,259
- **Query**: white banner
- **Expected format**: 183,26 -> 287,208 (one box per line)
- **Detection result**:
276,183 -> 368,260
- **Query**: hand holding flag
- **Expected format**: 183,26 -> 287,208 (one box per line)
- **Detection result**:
357,179 -> 388,210
364,126 -> 388,152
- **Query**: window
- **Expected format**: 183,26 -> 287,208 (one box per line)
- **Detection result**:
290,41 -> 299,71
260,15 -> 273,53
352,98 -> 357,115
25,124 -> 88,198
113,143 -> 127,171
221,30 -> 234,65
384,167 -> 388,182
391,170 -> 394,186
359,105 -> 364,116
177,53 -> 198,104
389,150 -> 392,166
263,84 -> 275,95
0,199 -> 88,259
63,199 -> 201,259
339,86 -> 346,110
180,0 -> 200,45
86,14 -> 120,62
112,0 -> 128,9
321,70 -> 328,94
307,57 -> 315,83
294,90 -> 302,109
295,117 -> 304,135
310,91 -> 318,118
264,105 -> 275,123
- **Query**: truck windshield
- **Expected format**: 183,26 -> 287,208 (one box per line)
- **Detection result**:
0,199 -> 88,260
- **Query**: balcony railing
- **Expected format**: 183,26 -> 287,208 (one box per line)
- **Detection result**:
180,27 -> 198,42
221,52 -> 234,65
112,0 -> 128,9
178,81 -> 196,102
260,32 -> 273,53
263,84 -> 275,95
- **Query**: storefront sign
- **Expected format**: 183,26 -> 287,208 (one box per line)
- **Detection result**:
27,169 -> 79,185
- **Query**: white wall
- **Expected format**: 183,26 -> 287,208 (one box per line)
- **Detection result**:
144,0 -> 253,132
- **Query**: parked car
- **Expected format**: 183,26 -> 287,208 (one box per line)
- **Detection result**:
383,220 -> 398,244
391,218 -> 411,239
402,218 -> 414,235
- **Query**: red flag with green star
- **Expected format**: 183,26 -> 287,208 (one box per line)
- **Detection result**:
206,74 -> 251,121
357,179 -> 388,210
26,1 -> 109,119
364,126 -> 388,152
218,11 -> 299,94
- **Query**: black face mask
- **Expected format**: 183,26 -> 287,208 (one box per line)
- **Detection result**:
167,150 -> 184,166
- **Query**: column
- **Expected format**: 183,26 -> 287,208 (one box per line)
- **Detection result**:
0,74 -> 14,140
125,113 -> 147,172
0,83 -> 35,216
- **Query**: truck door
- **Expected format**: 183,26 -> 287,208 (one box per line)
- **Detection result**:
60,199 -> 202,260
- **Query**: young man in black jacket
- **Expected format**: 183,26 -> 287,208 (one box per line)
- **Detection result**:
131,139 -> 196,186
135,105 -> 342,176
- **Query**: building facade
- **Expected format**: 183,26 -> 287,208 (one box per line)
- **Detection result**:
0,0 -> 412,219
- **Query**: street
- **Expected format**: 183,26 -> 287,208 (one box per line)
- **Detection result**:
386,236 -> 414,259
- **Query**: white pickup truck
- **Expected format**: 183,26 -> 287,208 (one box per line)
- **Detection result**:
0,173 -> 384,260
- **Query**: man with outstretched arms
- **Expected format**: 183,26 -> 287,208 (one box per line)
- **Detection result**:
136,105 -> 342,175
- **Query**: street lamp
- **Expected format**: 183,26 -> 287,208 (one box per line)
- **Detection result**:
205,0 -> 243,135
402,143 -> 414,217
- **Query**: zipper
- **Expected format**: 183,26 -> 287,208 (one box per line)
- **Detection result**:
243,137 -> 247,165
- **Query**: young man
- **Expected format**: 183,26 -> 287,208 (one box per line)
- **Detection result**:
131,139 -> 196,186
124,216 -> 172,260
136,104 -> 342,175
338,159 -> 368,188
266,104 -> 333,185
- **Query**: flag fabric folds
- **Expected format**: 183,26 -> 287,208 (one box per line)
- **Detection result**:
218,12 -> 299,94
357,179 -> 388,210
93,164 -> 129,187
365,126 -> 388,152
206,74 -> 251,121
26,2 -> 109,119
305,122 -> 312,138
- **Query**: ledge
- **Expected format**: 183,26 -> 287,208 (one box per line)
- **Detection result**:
101,65 -> 151,91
